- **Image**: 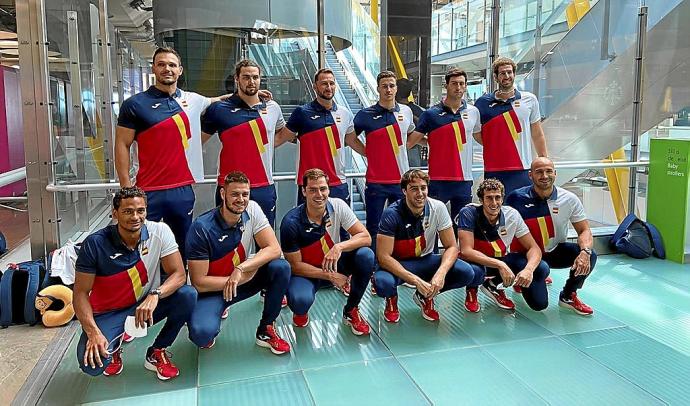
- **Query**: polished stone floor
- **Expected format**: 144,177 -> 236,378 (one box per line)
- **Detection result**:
35,255 -> 690,405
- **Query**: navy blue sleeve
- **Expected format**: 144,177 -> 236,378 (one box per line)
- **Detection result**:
353,110 -> 366,135
185,221 -> 211,261
279,215 -> 301,253
285,106 -> 303,134
75,235 -> 99,275
117,97 -> 138,130
504,190 -> 519,208
377,207 -> 399,237
200,103 -> 220,135
415,110 -> 433,134
458,206 -> 477,231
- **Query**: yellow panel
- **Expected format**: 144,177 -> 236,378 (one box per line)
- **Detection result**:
249,120 -> 266,154
386,125 -> 400,156
127,267 -> 144,300
452,121 -> 464,153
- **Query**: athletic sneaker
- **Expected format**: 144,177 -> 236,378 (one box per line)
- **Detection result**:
512,285 -> 522,294
464,287 -> 480,313
402,282 -> 415,288
343,307 -> 370,336
144,348 -> 179,381
122,332 -> 135,343
480,284 -> 515,310
255,325 -> 291,355
559,292 -> 593,315
340,281 -> 351,297
259,291 -> 288,308
221,307 -> 229,320
103,349 -> 123,376
384,296 -> 400,323
413,291 -> 440,321
201,338 -> 216,350
293,313 -> 309,327
545,276 -> 553,285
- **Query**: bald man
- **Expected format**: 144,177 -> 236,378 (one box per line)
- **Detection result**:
506,157 -> 595,315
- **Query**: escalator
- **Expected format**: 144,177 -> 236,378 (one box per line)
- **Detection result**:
532,0 -> 690,162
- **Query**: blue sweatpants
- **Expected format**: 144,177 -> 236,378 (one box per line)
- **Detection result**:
428,180 -> 472,233
216,184 -> 277,228
484,169 -> 530,197
470,252 -> 550,311
76,286 -> 197,376
188,259 -> 290,347
365,183 -> 403,248
146,185 -> 195,261
287,247 -> 375,315
543,242 -> 597,297
373,254 -> 481,298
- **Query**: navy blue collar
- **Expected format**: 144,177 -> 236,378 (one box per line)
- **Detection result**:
373,102 -> 401,113
476,204 -> 506,228
229,93 -> 267,111
528,186 -> 558,201
438,99 -> 467,114
400,199 -> 431,224
213,206 -> 245,231
488,88 -> 522,103
108,223 -> 150,251
299,203 -> 330,227
310,99 -> 338,112
146,85 -> 181,99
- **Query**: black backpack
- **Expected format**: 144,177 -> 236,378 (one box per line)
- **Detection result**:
610,214 -> 665,259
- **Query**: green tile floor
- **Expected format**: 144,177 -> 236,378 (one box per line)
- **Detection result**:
38,255 -> 690,405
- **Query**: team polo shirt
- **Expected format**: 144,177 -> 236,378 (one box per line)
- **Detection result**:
506,185 -> 587,253
280,198 -> 358,267
185,201 -> 270,277
474,89 -> 541,172
286,100 -> 354,186
416,101 -> 480,181
354,103 -> 415,184
119,87 -> 211,191
201,95 -> 285,187
378,198 -> 452,260
75,221 -> 178,314
458,204 -> 529,258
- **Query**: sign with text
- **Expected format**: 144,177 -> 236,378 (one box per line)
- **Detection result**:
647,138 -> 690,263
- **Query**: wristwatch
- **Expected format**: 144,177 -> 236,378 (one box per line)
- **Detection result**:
581,247 -> 592,255
148,288 -> 162,297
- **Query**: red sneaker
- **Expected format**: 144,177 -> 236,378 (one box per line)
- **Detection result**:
480,285 -> 515,310
512,285 -> 522,294
545,276 -> 553,285
255,325 -> 291,355
103,349 -> 123,376
413,292 -> 440,321
559,292 -> 593,315
281,296 -> 288,308
464,287 -> 480,313
293,313 -> 309,327
340,281 -> 351,297
384,296 -> 400,323
144,348 -> 179,381
343,307 -> 370,336
221,307 -> 229,320
122,332 -> 135,343
201,338 -> 216,350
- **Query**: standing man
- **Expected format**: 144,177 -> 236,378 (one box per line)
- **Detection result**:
506,157 -> 595,315
353,71 -> 416,242
201,59 -> 285,227
186,171 -> 291,354
73,187 -> 197,380
280,169 -> 374,335
373,169 -> 481,323
458,178 -> 549,313
115,47 -> 219,259
276,69 -> 365,205
474,57 -> 547,194
408,68 -> 481,232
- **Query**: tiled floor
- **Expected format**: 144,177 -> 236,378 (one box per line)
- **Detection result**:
37,255 -> 690,405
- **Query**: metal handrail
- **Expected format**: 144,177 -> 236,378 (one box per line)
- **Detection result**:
0,167 -> 27,188
45,161 -> 650,193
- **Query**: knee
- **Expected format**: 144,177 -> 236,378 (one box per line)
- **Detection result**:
534,261 -> 550,280
188,320 -> 218,347
79,362 -> 107,377
354,248 -> 375,276
268,259 -> 291,285
287,289 -> 315,314
451,260 -> 475,285
175,285 -> 198,309
470,264 -> 486,286
373,270 -> 397,298
529,298 -> 549,312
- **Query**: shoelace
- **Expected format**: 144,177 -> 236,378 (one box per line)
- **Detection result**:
152,349 -> 174,364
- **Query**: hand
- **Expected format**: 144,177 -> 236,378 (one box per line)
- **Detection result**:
573,251 -> 592,276
258,89 -> 273,101
414,278 -> 434,298
514,269 -> 533,288
498,263 -> 515,287
223,270 -> 243,301
429,272 -> 446,298
83,329 -> 109,369
135,294 -> 159,328
322,244 -> 342,273
329,272 -> 349,289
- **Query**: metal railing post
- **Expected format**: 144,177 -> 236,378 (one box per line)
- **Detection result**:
628,5 -> 647,215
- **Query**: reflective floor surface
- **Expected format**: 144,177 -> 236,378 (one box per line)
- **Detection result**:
37,255 -> 690,405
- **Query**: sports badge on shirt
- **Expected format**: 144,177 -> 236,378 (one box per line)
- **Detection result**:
552,207 -> 559,214
514,101 -> 521,108
180,99 -> 189,108
260,108 -> 268,115
499,227 -> 508,236
397,114 -> 404,122
462,112 -> 469,120
336,116 -> 342,123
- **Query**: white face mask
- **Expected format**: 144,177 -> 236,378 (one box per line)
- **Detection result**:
124,315 -> 148,338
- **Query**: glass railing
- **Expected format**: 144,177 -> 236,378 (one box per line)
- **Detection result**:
350,0 -> 380,75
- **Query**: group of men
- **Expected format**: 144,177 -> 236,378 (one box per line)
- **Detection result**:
73,47 -> 597,382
